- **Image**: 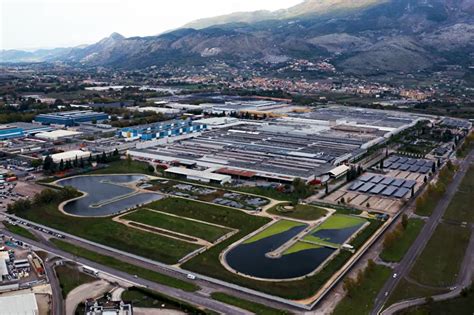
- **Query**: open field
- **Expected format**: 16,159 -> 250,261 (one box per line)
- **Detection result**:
303,214 -> 366,246
380,219 -> 425,262
15,199 -> 200,264
386,278 -> 447,306
89,160 -> 155,175
3,222 -> 39,241
51,239 -> 198,292
283,241 -> 322,255
55,263 -> 96,298
244,220 -> 304,244
443,166 -> 474,223
122,209 -> 231,243
399,285 -> 474,315
267,203 -> 327,221
211,292 -> 290,315
333,265 -> 392,315
409,222 -> 471,287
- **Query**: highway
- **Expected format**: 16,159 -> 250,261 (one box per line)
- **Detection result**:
0,230 -> 252,315
371,148 -> 474,315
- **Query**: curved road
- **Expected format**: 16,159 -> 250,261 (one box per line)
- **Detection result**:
371,149 -> 474,315
0,230 -> 251,315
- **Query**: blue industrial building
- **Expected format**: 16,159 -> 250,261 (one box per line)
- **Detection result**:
118,119 -> 207,141
35,110 -> 109,127
0,123 -> 54,140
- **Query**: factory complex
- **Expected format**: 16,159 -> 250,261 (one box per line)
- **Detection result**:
129,106 -> 425,183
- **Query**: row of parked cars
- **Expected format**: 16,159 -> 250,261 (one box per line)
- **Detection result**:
8,218 -> 65,239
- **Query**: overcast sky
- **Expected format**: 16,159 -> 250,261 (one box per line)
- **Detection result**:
1,0 -> 302,50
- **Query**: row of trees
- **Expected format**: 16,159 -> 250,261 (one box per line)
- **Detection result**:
43,149 -> 120,174
343,259 -> 377,298
383,214 -> 409,251
7,186 -> 79,214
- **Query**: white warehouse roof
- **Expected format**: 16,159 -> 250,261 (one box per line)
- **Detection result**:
35,130 -> 82,141
0,293 -> 38,315
49,150 -> 91,163
0,251 -> 9,276
165,167 -> 231,183
329,165 -> 350,177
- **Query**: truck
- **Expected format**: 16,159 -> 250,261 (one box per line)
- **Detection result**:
82,266 -> 99,277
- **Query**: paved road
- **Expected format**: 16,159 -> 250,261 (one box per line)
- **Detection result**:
382,223 -> 474,314
371,149 -> 474,315
0,230 -> 252,315
43,257 -> 65,315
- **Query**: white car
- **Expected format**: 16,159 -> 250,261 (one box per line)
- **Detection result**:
393,273 -> 398,278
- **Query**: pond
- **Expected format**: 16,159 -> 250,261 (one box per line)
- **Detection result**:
56,175 -> 163,217
225,225 -> 335,280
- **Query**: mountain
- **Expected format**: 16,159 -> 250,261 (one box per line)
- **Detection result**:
2,0 -> 473,75
183,0 -> 384,29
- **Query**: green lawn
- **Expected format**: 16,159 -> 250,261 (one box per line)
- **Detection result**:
89,160 -> 155,175
211,292 -> 291,315
15,200 -> 200,265
444,166 -> 474,223
267,203 -> 328,221
3,222 -> 38,241
399,285 -> 474,315
51,239 -> 198,292
244,220 -> 304,244
386,278 -> 447,307
55,263 -> 96,298
333,265 -> 392,315
380,219 -> 425,262
122,209 -> 231,242
409,222 -> 471,287
283,241 -> 322,255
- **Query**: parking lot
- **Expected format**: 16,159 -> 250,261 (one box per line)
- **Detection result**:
0,180 -> 45,213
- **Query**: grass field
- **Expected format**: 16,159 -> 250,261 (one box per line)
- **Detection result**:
333,265 -> 392,315
283,241 -> 322,255
3,222 -> 38,241
244,220 -> 304,244
386,278 -> 447,306
55,263 -> 96,298
409,222 -> 471,287
399,285 -> 474,315
16,199 -> 200,265
444,166 -> 474,223
51,239 -> 199,292
211,292 -> 291,315
122,209 -> 231,242
380,219 -> 425,262
89,160 -> 155,175
267,203 -> 327,221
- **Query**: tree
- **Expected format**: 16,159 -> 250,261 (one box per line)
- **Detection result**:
43,155 -> 54,173
73,156 -> 79,168
31,159 -> 43,169
402,214 -> 409,230
101,151 -> 107,163
59,159 -> 65,171
147,165 -> 155,173
127,154 -> 132,166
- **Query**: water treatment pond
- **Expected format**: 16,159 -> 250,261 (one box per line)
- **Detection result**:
56,175 -> 163,217
225,225 -> 335,280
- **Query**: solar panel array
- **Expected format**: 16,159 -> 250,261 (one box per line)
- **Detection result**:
349,175 -> 417,198
383,156 -> 434,174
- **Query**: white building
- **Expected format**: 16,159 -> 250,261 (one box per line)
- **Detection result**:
0,293 -> 39,315
35,130 -> 82,141
48,150 -> 91,163
165,167 -> 232,185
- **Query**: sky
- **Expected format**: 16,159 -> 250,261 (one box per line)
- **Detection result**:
1,0 -> 302,50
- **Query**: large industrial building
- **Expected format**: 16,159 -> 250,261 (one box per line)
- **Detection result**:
128,107 -> 425,183
35,110 -> 108,127
0,123 -> 53,140
117,119 -> 207,141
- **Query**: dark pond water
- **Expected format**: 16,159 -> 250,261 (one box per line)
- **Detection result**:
309,224 -> 364,245
56,175 -> 163,217
225,226 -> 335,279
